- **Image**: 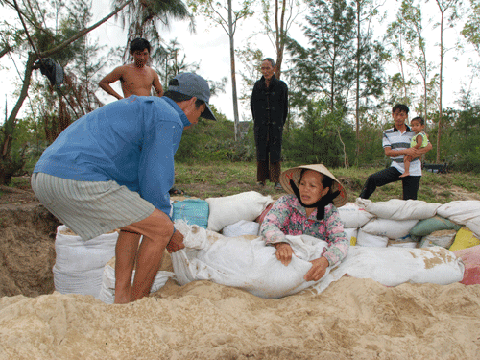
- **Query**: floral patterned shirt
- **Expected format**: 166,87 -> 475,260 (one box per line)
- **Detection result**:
260,194 -> 348,266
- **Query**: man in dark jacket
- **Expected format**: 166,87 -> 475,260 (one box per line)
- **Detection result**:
251,58 -> 289,190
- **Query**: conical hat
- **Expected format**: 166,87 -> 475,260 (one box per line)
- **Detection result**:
279,164 -> 348,208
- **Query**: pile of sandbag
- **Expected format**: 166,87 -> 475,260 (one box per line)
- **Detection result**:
350,199 -> 480,252
170,220 -> 465,298
51,194 -> 480,302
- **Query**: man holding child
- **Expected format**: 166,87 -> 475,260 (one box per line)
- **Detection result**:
359,104 -> 433,200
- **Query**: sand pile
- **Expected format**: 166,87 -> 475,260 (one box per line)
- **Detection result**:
1,275 -> 479,359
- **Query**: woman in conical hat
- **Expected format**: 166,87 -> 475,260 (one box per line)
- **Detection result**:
260,164 -> 348,282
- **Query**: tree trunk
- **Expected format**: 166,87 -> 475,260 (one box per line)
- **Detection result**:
436,10 -> 444,163
227,0 -> 240,141
0,0 -> 133,185
355,0 -> 360,164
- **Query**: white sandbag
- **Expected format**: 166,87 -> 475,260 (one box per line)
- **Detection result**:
222,220 -> 260,237
361,218 -> 419,239
356,229 -> 389,247
206,191 -> 274,232
387,234 -> 419,248
344,227 -> 358,246
337,203 -> 375,228
437,201 -> 480,238
53,225 -> 118,298
172,223 -> 463,298
419,229 -> 457,249
387,241 -> 418,248
98,261 -> 175,304
356,198 -> 441,220
323,246 -> 464,287
172,222 -> 330,299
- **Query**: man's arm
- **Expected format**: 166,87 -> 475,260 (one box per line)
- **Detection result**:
152,71 -> 164,97
99,67 -> 125,100
385,141 -> 432,158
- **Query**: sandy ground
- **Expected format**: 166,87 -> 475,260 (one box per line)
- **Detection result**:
1,185 -> 480,359
1,275 -> 479,360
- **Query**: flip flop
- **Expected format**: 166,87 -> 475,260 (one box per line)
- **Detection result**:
169,186 -> 184,195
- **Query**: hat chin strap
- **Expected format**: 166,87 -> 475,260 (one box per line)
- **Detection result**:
289,179 -> 340,220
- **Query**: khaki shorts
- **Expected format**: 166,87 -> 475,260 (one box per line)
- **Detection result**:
32,173 -> 155,240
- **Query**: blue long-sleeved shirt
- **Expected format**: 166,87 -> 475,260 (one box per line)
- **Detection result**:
34,95 -> 191,216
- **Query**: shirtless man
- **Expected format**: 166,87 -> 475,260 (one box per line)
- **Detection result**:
99,38 -> 163,100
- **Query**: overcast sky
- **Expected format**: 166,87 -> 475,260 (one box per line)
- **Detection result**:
1,1 -> 479,123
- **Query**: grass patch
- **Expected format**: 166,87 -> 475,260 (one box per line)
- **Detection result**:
174,161 -> 480,203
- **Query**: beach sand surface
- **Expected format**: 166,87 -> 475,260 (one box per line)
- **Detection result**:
1,274 -> 479,360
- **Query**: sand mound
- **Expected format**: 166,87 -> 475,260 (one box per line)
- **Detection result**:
1,276 -> 479,359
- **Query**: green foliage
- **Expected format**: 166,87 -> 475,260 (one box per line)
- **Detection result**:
288,0 -> 356,109
176,105 -> 255,163
462,0 -> 480,54
282,99 -> 355,167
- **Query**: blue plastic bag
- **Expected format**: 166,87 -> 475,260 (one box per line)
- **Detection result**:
172,199 -> 209,228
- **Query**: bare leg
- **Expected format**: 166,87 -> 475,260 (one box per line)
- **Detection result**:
114,230 -> 141,304
121,209 -> 174,302
130,235 -> 169,301
399,157 -> 411,178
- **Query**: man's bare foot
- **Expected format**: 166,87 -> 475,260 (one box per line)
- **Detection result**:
399,172 -> 410,178
113,290 -> 131,304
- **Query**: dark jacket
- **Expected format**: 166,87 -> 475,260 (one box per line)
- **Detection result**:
250,75 -> 289,163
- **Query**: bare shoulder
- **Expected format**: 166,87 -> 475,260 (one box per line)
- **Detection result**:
146,66 -> 158,77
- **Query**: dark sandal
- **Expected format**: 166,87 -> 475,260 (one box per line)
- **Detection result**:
169,186 -> 184,195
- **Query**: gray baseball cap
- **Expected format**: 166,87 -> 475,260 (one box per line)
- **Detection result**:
167,72 -> 217,121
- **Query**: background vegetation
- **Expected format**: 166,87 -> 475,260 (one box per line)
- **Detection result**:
1,0 -> 480,190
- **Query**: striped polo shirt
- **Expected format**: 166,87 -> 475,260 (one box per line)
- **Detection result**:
382,125 -> 424,176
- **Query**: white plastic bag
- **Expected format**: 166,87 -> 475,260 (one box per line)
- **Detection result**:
323,246 -> 465,287
361,218 -> 419,239
98,259 -> 175,304
356,228 -> 389,247
356,198 -> 441,220
437,201 -> 480,238
53,225 -> 118,298
344,227 -> 358,246
222,220 -> 260,237
172,222 -> 330,299
206,191 -> 273,232
337,203 -> 374,228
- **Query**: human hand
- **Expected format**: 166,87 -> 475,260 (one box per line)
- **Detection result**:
275,242 -> 294,266
404,148 -> 420,157
304,257 -> 329,282
166,230 -> 185,253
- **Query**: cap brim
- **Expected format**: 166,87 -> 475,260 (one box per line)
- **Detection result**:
201,104 -> 216,121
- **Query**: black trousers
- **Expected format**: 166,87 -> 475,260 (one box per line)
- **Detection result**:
359,167 -> 420,200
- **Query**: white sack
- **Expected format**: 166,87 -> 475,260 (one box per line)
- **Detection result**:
222,220 -> 260,237
419,229 -> 457,249
356,229 -> 389,247
361,218 -> 419,239
387,241 -> 418,248
172,222 -> 331,299
323,246 -> 464,287
344,227 -> 358,245
356,198 -> 441,220
437,201 -> 480,238
337,203 -> 375,228
172,223 -> 464,298
206,191 -> 274,232
98,262 -> 175,304
53,225 -> 118,298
